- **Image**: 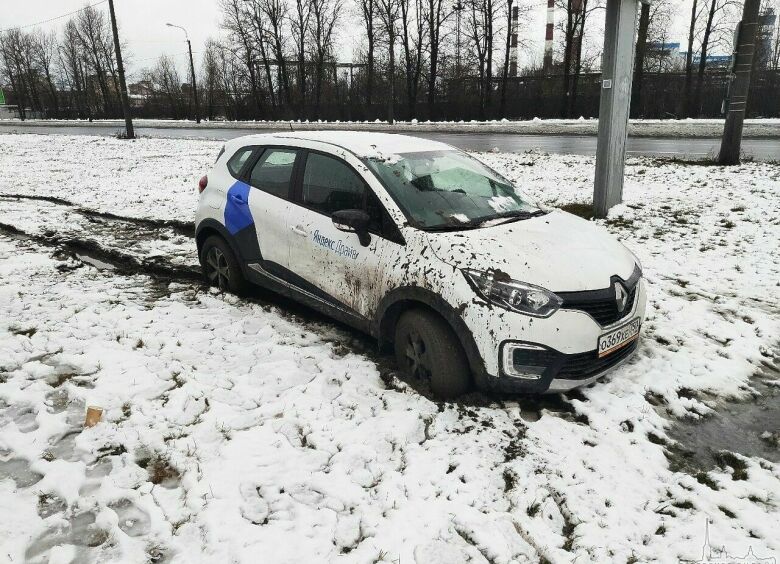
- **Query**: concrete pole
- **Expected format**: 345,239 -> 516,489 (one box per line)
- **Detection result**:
108,0 -> 134,139
186,39 -> 201,124
593,0 -> 640,218
718,0 -> 762,165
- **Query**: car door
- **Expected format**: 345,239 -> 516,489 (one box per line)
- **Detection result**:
286,150 -> 403,323
239,146 -> 301,279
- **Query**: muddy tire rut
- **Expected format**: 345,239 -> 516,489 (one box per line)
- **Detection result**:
0,193 -> 200,282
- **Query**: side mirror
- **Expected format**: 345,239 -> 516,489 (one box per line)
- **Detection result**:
332,209 -> 371,247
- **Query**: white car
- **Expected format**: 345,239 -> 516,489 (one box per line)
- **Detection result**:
195,131 -> 646,398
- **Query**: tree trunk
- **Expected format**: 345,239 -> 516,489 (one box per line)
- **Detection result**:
683,0 -> 698,116
630,2 -> 650,117
694,0 -> 718,117
388,32 -> 395,124
500,0 -> 513,117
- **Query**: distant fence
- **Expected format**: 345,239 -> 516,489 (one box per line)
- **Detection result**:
3,69 -> 778,122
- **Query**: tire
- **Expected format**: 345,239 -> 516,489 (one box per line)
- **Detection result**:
394,309 -> 472,399
200,235 -> 249,295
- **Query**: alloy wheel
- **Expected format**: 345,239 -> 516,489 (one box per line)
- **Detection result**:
404,331 -> 432,380
205,247 -> 230,290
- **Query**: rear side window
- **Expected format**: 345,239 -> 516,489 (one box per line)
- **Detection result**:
249,148 -> 298,199
227,147 -> 253,178
302,153 -> 366,215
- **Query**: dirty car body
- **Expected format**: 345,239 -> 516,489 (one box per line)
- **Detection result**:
195,131 -> 646,394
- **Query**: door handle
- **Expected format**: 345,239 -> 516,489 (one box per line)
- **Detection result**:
229,193 -> 246,204
290,226 -> 308,237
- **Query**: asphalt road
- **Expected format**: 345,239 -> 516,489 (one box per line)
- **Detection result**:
1,122 -> 778,161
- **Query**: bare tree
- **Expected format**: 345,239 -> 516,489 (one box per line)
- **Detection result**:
400,0 -> 426,118
245,0 -> 277,111
359,0 -> 379,110
149,55 -> 184,118
465,0 -> 497,118
60,20 -> 87,117
377,0 -> 402,123
0,30 -> 32,119
261,0 -> 293,109
693,0 -> 737,115
310,0 -> 342,116
291,0 -> 312,113
221,0 -> 264,117
773,4 -> 780,69
499,0 -> 531,117
31,30 -> 60,116
425,0 -> 450,118
74,5 -> 116,116
201,38 -> 223,120
557,0 -> 599,117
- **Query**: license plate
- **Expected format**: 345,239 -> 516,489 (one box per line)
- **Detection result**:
598,318 -> 641,358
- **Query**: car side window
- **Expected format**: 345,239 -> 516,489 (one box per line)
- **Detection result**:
302,153 -> 366,215
227,147 -> 253,178
249,148 -> 298,199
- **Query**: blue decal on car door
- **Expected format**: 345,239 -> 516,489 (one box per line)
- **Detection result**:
224,181 -> 253,234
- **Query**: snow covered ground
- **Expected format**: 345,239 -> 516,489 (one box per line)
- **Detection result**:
0,134 -> 778,563
3,117 -> 780,138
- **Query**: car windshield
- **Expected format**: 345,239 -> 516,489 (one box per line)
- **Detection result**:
362,150 -> 543,230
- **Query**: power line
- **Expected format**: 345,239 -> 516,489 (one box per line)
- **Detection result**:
132,50 -> 200,65
0,0 -> 108,35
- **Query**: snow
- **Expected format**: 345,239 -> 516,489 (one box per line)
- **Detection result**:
0,134 -> 779,563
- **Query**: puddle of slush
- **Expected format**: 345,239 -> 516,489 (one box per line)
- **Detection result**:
669,368 -> 779,467
74,252 -> 116,270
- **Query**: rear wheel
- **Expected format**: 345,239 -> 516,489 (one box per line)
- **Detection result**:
200,235 -> 249,295
394,309 -> 472,399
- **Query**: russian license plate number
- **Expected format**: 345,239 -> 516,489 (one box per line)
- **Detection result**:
598,318 -> 641,358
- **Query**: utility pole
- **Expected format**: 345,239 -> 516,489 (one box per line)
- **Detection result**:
167,23 -> 200,124
718,0 -> 762,165
593,0 -> 640,218
108,0 -> 134,139
187,39 -> 200,124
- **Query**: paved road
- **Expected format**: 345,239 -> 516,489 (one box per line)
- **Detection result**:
1,122 -> 778,161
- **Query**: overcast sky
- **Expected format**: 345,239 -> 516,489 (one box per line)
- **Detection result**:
3,0 -> 222,80
2,0 -> 704,80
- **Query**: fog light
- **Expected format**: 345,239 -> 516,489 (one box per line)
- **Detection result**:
502,343 -> 549,380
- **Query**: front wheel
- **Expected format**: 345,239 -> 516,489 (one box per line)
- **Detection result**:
394,309 -> 472,399
200,235 -> 249,295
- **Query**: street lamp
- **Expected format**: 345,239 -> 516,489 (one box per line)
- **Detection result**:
166,22 -> 201,124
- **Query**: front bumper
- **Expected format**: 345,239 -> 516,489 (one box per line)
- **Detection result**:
493,339 -> 639,393
462,278 -> 647,394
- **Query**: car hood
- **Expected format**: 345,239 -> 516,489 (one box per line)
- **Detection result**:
425,210 -> 637,292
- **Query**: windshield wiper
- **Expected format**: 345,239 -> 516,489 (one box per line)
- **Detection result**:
424,221 -> 485,232
424,210 -> 546,232
488,209 -> 547,226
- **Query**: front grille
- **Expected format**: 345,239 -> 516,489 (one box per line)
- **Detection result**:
557,266 -> 641,326
558,340 -> 638,380
561,284 -> 637,325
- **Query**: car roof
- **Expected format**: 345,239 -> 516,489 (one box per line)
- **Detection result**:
225,130 -> 454,157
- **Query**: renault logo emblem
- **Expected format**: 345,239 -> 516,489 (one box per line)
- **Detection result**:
614,282 -> 628,312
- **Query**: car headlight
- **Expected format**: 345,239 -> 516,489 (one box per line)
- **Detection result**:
462,269 -> 562,318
